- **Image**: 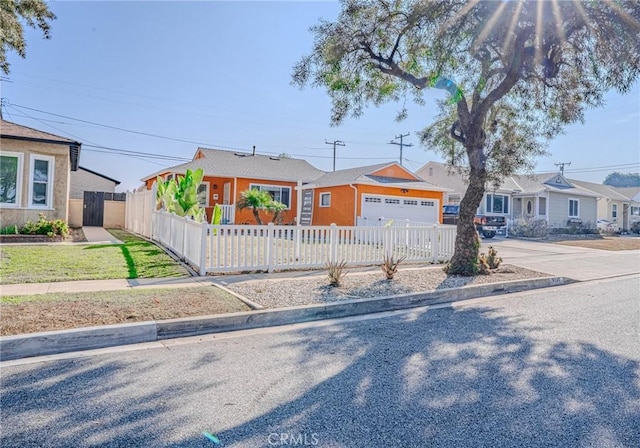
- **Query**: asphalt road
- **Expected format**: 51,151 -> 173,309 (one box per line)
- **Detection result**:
2,275 -> 639,448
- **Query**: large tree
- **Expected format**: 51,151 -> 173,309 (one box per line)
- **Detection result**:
0,0 -> 55,75
603,172 -> 640,188
293,0 -> 640,275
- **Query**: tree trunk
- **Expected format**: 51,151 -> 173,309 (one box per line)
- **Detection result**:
253,209 -> 263,225
446,147 -> 487,276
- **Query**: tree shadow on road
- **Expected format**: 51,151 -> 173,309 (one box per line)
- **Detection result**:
1,303 -> 638,447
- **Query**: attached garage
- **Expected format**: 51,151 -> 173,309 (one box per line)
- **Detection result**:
306,162 -> 448,226
361,195 -> 439,223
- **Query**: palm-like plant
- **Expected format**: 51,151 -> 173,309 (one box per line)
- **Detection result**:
266,200 -> 287,224
237,188 -> 272,225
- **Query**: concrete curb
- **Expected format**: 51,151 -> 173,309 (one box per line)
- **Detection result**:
0,276 -> 568,361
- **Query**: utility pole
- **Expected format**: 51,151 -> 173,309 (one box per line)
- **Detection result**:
388,133 -> 414,166
555,162 -> 571,175
325,140 -> 345,172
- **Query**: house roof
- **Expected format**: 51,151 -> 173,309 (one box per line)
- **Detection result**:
308,162 -> 450,191
142,147 -> 325,183
0,119 -> 79,144
510,173 -> 600,197
569,179 -> 631,202
1,119 -> 82,170
613,186 -> 640,201
416,161 -> 519,194
79,166 -> 121,185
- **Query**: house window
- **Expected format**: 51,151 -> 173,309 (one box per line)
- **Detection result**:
631,206 -> 640,216
320,192 -> 331,207
612,204 -> 618,219
249,184 -> 291,208
538,197 -> 546,215
0,152 -> 23,206
29,155 -> 54,208
486,194 -> 509,214
569,198 -> 579,218
428,167 -> 434,176
197,182 -> 209,207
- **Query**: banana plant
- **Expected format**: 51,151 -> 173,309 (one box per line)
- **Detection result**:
155,168 -> 206,222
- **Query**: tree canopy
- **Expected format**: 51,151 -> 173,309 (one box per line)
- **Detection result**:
0,0 -> 55,75
294,0 -> 640,275
603,172 -> 640,188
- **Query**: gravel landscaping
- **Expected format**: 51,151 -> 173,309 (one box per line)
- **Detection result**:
225,264 -> 550,309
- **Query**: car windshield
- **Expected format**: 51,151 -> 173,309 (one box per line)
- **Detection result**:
443,205 -> 459,214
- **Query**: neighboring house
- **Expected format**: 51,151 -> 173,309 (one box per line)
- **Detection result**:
614,187 -> 640,230
0,119 -> 81,227
570,180 -> 631,231
416,161 -> 600,228
142,147 -> 325,224
303,162 -> 448,226
68,166 -> 124,228
69,166 -> 120,199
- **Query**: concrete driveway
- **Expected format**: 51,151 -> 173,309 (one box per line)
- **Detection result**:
483,236 -> 640,281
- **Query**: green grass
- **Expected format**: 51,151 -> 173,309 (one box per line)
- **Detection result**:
0,229 -> 188,284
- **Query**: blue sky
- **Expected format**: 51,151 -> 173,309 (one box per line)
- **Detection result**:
2,1 -> 639,192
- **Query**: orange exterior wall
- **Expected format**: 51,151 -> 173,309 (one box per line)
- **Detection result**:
311,185 -> 357,226
311,184 -> 444,226
234,178 -> 298,225
370,165 -> 417,180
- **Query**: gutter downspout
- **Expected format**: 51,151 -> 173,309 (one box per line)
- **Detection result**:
349,184 -> 358,226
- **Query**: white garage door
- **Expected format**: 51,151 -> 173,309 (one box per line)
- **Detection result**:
361,195 -> 439,223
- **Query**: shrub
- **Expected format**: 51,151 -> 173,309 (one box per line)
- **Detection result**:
509,218 -> 548,238
484,246 -> 502,269
325,259 -> 348,287
0,224 -> 19,235
381,254 -> 407,280
20,213 -> 69,237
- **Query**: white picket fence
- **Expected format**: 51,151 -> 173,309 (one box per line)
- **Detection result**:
124,190 -> 457,275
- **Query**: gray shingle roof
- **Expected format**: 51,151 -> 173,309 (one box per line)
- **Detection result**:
310,162 -> 449,191
1,119 -> 79,144
142,147 -> 325,183
612,186 -> 640,201
570,179 -> 631,201
511,173 -> 599,197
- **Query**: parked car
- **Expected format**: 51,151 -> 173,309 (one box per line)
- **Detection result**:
596,219 -> 619,233
632,222 -> 640,234
442,205 -> 460,225
474,215 -> 506,238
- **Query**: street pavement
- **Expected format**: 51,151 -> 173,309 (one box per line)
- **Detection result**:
1,274 -> 638,447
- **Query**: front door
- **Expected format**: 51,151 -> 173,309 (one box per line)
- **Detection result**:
83,191 -> 105,226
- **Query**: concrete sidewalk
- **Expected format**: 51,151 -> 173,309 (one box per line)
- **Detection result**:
82,227 -> 121,244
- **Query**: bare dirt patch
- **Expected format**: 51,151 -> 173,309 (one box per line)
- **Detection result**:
553,237 -> 640,251
1,286 -> 250,336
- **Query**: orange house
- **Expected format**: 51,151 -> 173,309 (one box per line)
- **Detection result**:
303,163 -> 449,226
142,147 -> 324,224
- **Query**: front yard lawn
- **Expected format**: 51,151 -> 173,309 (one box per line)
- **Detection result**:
1,286 -> 251,336
553,237 -> 640,251
0,229 -> 188,284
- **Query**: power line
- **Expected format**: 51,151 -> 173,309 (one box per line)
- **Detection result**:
325,140 -> 346,171
388,133 -> 414,166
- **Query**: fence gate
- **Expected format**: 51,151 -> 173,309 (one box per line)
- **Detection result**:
83,191 -> 105,226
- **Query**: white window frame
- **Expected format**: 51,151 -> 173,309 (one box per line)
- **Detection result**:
197,181 -> 210,207
0,151 -> 23,208
568,198 -> 579,218
28,154 -> 54,209
486,194 -> 509,214
612,203 -> 617,219
319,192 -> 331,207
631,206 -> 640,216
249,183 -> 292,209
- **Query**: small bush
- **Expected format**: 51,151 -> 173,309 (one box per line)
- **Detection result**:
381,254 -> 407,280
484,246 -> 502,269
0,225 -> 19,235
509,218 -> 548,238
20,213 -> 69,237
325,259 -> 348,287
